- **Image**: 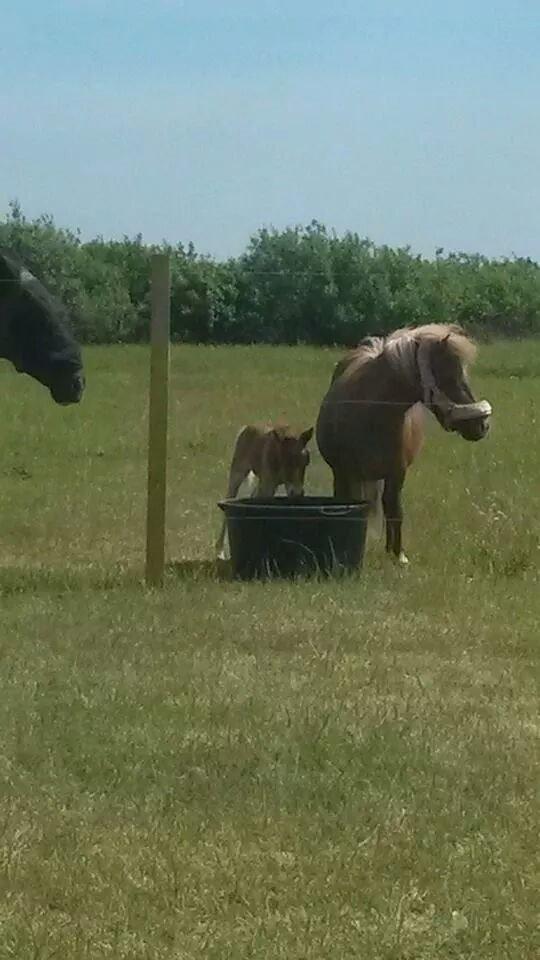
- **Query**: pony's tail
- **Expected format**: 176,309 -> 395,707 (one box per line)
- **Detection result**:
360,480 -> 384,540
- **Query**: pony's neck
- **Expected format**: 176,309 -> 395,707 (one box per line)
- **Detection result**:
382,336 -> 423,407
336,337 -> 422,410
378,353 -> 421,409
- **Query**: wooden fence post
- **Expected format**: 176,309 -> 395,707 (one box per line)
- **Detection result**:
145,254 -> 170,586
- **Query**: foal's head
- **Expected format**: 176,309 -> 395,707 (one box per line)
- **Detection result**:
269,425 -> 314,496
391,324 -> 492,441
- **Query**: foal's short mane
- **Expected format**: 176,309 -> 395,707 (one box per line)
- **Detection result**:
338,323 -> 477,383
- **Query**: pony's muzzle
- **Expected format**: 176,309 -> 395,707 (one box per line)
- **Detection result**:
447,400 -> 492,424
447,400 -> 492,441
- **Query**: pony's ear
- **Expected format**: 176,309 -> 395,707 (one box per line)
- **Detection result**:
300,426 -> 314,447
436,332 -> 451,352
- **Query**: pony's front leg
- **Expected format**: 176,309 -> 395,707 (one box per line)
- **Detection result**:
382,477 -> 408,565
257,479 -> 277,498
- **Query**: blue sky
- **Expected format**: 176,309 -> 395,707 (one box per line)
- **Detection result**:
2,0 -> 539,259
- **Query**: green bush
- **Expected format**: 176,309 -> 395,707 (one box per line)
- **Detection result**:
1,203 -> 539,344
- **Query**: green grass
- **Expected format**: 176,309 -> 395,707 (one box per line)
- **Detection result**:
0,342 -> 538,959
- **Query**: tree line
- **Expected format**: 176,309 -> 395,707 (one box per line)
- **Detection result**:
1,202 -> 539,344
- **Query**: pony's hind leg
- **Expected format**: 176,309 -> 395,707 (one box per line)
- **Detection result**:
336,475 -> 383,542
382,476 -> 408,565
332,471 -> 351,500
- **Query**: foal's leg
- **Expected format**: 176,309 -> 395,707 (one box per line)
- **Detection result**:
215,463 -> 251,559
382,475 -> 408,565
257,479 -> 277,497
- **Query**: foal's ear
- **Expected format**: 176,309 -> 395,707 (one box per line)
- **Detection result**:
300,426 -> 314,447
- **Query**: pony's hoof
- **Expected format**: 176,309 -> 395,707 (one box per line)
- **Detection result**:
397,552 -> 409,566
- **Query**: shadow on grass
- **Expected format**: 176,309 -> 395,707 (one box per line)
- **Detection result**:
166,558 -> 232,582
0,557 -> 232,596
0,556 -> 390,594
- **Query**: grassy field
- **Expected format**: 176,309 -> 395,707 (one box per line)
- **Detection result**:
0,341 -> 538,959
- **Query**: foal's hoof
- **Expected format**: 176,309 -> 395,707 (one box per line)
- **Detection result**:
397,552 -> 409,566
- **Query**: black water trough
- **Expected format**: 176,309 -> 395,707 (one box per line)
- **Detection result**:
218,497 -> 370,580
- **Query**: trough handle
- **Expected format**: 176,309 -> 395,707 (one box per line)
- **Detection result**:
320,506 -> 356,517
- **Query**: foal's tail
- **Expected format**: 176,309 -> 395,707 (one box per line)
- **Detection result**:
359,480 -> 384,540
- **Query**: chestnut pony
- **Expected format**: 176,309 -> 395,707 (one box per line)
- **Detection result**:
316,324 -> 492,564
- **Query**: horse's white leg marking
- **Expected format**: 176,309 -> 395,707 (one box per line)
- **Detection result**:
216,522 -> 229,560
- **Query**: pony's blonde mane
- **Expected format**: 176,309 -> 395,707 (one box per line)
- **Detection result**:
338,323 -> 477,384
389,323 -> 477,364
334,337 -> 385,381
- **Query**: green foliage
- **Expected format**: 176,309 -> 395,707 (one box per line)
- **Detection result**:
1,203 -> 539,343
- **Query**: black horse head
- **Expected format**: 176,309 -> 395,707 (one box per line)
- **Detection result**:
0,249 -> 85,405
